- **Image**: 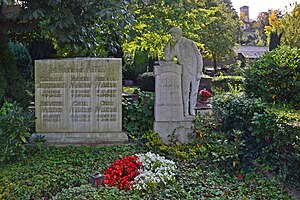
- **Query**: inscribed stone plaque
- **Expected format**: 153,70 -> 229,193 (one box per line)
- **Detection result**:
154,61 -> 184,121
35,58 -> 127,144
154,61 -> 193,144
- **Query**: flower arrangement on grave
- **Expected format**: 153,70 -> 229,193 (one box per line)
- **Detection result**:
133,152 -> 177,191
104,155 -> 142,190
103,152 -> 177,191
198,88 -> 211,101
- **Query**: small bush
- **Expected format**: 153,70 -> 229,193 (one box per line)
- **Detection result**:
252,106 -> 300,182
0,102 -> 35,165
0,35 -> 32,108
213,92 -> 266,133
212,92 -> 270,162
191,114 -> 245,171
243,45 -> 300,108
8,42 -> 33,81
122,91 -> 154,139
212,91 -> 300,181
212,76 -> 244,92
225,61 -> 244,76
137,72 -> 155,92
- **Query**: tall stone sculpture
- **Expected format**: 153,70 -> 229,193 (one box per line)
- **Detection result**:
154,27 -> 203,143
164,26 -> 203,116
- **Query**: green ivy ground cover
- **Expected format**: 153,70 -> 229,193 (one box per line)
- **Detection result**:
0,145 -> 295,199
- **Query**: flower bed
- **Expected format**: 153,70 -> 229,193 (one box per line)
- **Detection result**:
104,152 -> 177,192
0,145 -> 295,199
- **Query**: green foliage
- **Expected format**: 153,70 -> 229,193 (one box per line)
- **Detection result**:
213,92 -> 266,133
0,101 -> 35,165
243,45 -> 300,108
0,32 -> 31,108
222,61 -> 244,76
122,91 -> 154,138
3,0 -> 136,57
212,75 -> 244,92
137,72 -> 155,92
8,41 -> 33,81
212,91 -> 300,182
123,87 -> 139,95
0,145 -> 294,199
0,145 -> 140,199
251,106 -> 300,182
124,0 -> 240,61
55,184 -> 138,200
199,0 -> 241,64
55,184 -> 100,200
268,31 -> 282,51
137,131 -> 194,161
32,134 -> 46,153
26,39 -> 57,60
191,114 -> 245,171
212,92 -> 270,163
281,3 -> 300,48
140,161 -> 293,199
253,12 -> 270,46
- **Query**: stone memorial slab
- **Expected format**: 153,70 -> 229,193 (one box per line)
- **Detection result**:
35,58 -> 128,144
154,61 -> 184,121
154,61 -> 193,143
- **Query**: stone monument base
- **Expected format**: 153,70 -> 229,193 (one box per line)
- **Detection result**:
31,132 -> 128,146
154,117 -> 194,144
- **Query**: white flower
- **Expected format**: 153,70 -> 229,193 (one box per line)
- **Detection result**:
133,152 -> 177,191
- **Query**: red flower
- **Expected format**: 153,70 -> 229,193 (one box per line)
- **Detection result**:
104,155 -> 141,190
198,88 -> 211,100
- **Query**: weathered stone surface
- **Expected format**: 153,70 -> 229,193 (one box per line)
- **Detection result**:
154,120 -> 193,144
35,58 -> 127,144
154,61 -> 194,143
164,26 -> 203,116
154,61 -> 184,121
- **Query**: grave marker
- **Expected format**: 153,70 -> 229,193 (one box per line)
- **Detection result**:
35,58 -> 128,144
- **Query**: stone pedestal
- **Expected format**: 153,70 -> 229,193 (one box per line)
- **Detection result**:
34,58 -> 128,145
154,61 -> 194,143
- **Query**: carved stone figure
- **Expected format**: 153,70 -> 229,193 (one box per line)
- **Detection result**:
164,27 -> 203,116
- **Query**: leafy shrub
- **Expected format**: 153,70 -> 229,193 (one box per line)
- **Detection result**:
137,72 -> 155,92
0,102 -> 35,164
8,42 -> 33,81
243,45 -> 300,108
191,114 -> 245,171
213,92 -> 266,133
212,92 -> 268,162
136,131 -> 196,161
0,34 -> 32,108
225,61 -> 244,76
252,106 -> 300,182
213,91 -> 300,181
212,75 -> 244,92
122,91 -> 154,139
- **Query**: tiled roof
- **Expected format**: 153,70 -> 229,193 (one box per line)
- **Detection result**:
237,45 -> 269,59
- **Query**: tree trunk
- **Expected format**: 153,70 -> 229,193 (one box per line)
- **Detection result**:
213,54 -> 217,71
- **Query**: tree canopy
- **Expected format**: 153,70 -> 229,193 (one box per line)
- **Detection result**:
265,3 -> 300,49
123,0 -> 240,67
1,0 -> 136,57
2,0 -> 241,62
